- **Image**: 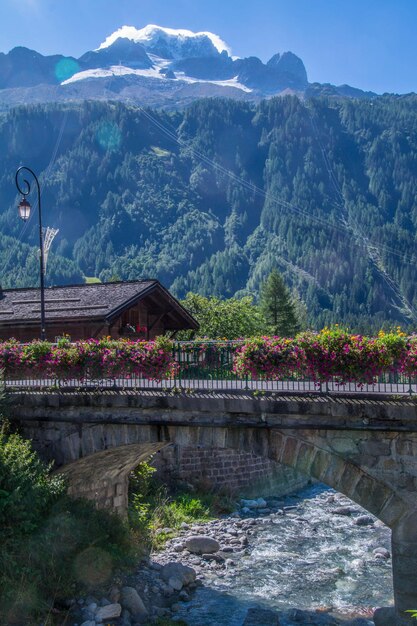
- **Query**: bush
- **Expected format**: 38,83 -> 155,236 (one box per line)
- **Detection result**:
0,428 -> 138,625
0,431 -> 65,538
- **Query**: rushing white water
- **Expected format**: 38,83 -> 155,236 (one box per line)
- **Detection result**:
174,485 -> 393,625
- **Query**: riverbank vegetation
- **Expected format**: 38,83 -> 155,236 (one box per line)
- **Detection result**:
129,461 -> 235,550
0,419 -> 233,625
0,424 -> 138,625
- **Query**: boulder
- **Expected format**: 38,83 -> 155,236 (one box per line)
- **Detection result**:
109,585 -> 121,603
373,547 -> 390,559
373,607 -> 396,626
95,603 -> 122,620
173,543 -> 185,552
243,607 -> 281,625
161,562 -> 196,586
120,587 -> 148,619
178,590 -> 190,601
332,506 -> 354,516
285,608 -> 339,624
185,535 -> 220,554
121,608 -> 132,626
168,576 -> 183,591
354,515 -> 374,526
241,498 -> 267,509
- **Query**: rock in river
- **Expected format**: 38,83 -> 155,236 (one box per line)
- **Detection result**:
185,535 -> 220,554
161,562 -> 196,586
243,607 -> 281,625
95,602 -> 122,620
120,587 -> 148,619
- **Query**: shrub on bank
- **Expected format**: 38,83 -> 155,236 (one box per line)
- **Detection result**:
0,427 -> 138,625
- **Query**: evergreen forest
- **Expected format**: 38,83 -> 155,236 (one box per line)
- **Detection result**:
0,94 -> 417,331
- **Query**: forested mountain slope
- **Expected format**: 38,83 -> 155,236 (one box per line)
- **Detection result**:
0,95 -> 416,331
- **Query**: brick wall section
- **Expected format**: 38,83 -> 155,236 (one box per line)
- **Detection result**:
151,445 -> 310,497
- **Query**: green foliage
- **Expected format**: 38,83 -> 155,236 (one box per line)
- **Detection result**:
0,430 -> 65,538
406,610 -> 417,619
129,462 -> 234,549
180,292 -> 267,339
260,269 -> 300,337
0,429 -> 137,624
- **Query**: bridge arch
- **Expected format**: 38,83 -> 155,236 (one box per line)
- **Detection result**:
49,422 -> 417,626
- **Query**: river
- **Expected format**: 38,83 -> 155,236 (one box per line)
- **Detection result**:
172,484 -> 393,625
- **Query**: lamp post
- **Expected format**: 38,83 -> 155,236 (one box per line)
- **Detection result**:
15,166 -> 46,340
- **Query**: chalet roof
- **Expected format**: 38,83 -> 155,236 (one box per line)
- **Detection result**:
0,280 -> 198,329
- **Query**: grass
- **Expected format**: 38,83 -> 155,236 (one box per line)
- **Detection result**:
129,462 -> 235,549
84,276 -> 101,284
150,146 -> 172,158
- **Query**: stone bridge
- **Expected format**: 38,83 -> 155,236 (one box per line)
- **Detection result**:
9,390 -> 417,625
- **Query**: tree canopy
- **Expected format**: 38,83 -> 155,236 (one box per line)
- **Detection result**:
180,292 -> 266,339
260,269 -> 300,337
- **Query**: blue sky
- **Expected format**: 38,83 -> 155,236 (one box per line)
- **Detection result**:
2,0 -> 416,93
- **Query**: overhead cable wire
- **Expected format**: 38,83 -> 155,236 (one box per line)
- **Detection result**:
137,105 -> 417,268
303,100 -> 417,321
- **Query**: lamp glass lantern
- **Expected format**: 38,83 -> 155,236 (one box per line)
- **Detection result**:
18,197 -> 31,221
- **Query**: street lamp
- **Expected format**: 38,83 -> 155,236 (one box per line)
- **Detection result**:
15,166 -> 46,340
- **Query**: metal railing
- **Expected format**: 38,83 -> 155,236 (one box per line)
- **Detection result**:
4,340 -> 417,396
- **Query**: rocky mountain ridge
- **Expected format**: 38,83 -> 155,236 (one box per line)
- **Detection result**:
0,24 -> 376,108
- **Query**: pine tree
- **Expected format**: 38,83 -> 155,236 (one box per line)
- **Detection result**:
260,269 -> 300,337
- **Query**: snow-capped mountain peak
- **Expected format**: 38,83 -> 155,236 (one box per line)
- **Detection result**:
97,24 -> 231,60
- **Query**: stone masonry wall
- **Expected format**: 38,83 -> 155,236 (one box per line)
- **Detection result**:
151,445 -> 310,497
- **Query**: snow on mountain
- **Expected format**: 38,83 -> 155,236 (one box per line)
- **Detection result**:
97,25 -> 231,59
62,61 -> 252,93
62,65 -> 164,84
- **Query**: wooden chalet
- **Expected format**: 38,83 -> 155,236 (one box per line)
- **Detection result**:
0,280 -> 198,342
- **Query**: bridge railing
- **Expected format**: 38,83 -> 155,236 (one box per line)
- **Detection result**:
172,341 -> 416,395
4,340 -> 417,396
